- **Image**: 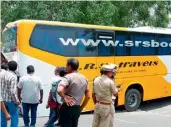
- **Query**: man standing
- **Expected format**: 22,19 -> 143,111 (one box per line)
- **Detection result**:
0,63 -> 11,121
92,64 -> 120,127
57,58 -> 90,127
45,67 -> 67,127
0,61 -> 20,127
18,65 -> 43,127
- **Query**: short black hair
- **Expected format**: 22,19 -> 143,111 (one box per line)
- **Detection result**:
100,69 -> 103,75
59,67 -> 67,77
54,66 -> 61,74
1,62 -> 8,70
67,58 -> 79,70
27,65 -> 35,74
8,61 -> 17,71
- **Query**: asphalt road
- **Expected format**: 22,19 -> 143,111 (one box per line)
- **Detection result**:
7,97 -> 171,127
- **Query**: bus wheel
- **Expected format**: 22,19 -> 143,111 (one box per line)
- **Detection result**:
124,89 -> 141,112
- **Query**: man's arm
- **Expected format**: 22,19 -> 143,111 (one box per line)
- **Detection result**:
39,90 -> 43,104
92,93 -> 96,104
46,90 -> 51,108
17,87 -> 22,103
57,85 -> 66,99
11,77 -> 19,104
57,76 -> 75,106
92,78 -> 96,104
38,78 -> 43,104
81,90 -> 90,111
17,78 -> 23,103
57,85 -> 75,106
0,101 -> 11,120
92,85 -> 96,104
110,81 -> 119,97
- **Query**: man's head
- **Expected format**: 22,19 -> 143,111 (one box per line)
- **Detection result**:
66,58 -> 79,73
1,62 -> 8,70
27,65 -> 35,74
8,61 -> 17,72
54,66 -> 61,76
108,64 -> 119,78
59,67 -> 67,77
101,64 -> 115,78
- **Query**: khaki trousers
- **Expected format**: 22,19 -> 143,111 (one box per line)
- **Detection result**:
92,103 -> 114,127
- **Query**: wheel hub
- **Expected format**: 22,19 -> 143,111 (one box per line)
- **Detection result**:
128,94 -> 138,107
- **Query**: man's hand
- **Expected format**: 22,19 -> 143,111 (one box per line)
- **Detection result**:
39,99 -> 43,104
5,113 -> 11,121
46,104 -> 49,109
15,101 -> 20,107
117,87 -> 122,92
80,105 -> 86,111
18,97 -> 22,103
117,83 -> 123,92
64,95 -> 75,106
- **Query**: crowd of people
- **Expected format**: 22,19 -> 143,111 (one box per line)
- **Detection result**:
0,58 -> 120,127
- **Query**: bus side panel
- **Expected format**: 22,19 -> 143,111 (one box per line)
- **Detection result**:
115,56 -> 169,106
157,56 -> 171,96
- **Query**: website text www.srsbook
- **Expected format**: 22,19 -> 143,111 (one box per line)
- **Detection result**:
59,38 -> 171,47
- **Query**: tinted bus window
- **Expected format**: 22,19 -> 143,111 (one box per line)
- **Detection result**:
157,34 -> 171,55
30,24 -> 99,57
2,26 -> 17,53
115,31 -> 130,56
77,29 -> 98,56
130,32 -> 156,56
97,32 -> 114,56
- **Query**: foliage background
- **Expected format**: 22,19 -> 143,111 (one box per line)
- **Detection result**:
1,1 -> 171,29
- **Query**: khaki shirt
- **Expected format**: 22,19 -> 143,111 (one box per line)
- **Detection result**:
93,75 -> 118,103
59,71 -> 88,105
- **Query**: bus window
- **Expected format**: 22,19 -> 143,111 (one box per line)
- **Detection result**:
157,34 -> 171,55
130,32 -> 156,56
2,26 -> 17,53
77,29 -> 98,56
97,32 -> 114,56
115,31 -> 129,56
30,24 -> 77,57
30,24 -> 99,57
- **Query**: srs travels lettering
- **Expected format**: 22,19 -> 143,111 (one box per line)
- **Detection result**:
118,61 -> 158,68
80,61 -> 158,70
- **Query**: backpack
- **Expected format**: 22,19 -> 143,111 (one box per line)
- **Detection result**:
51,80 -> 61,103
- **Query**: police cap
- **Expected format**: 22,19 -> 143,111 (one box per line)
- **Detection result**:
101,64 -> 115,72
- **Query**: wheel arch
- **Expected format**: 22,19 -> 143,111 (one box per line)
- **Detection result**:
125,83 -> 144,101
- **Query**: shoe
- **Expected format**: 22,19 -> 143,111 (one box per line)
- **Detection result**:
43,124 -> 48,127
54,122 -> 60,126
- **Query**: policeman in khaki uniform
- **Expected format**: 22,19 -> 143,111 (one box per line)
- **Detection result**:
92,64 -> 120,127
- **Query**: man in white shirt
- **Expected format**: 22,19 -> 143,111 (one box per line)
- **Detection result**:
18,65 -> 43,127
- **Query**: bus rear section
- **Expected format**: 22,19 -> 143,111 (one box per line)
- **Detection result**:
2,24 -> 18,62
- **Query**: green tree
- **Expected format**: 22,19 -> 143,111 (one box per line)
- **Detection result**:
1,1 -> 171,29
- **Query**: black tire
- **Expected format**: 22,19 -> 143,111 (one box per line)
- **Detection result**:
124,89 -> 141,112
